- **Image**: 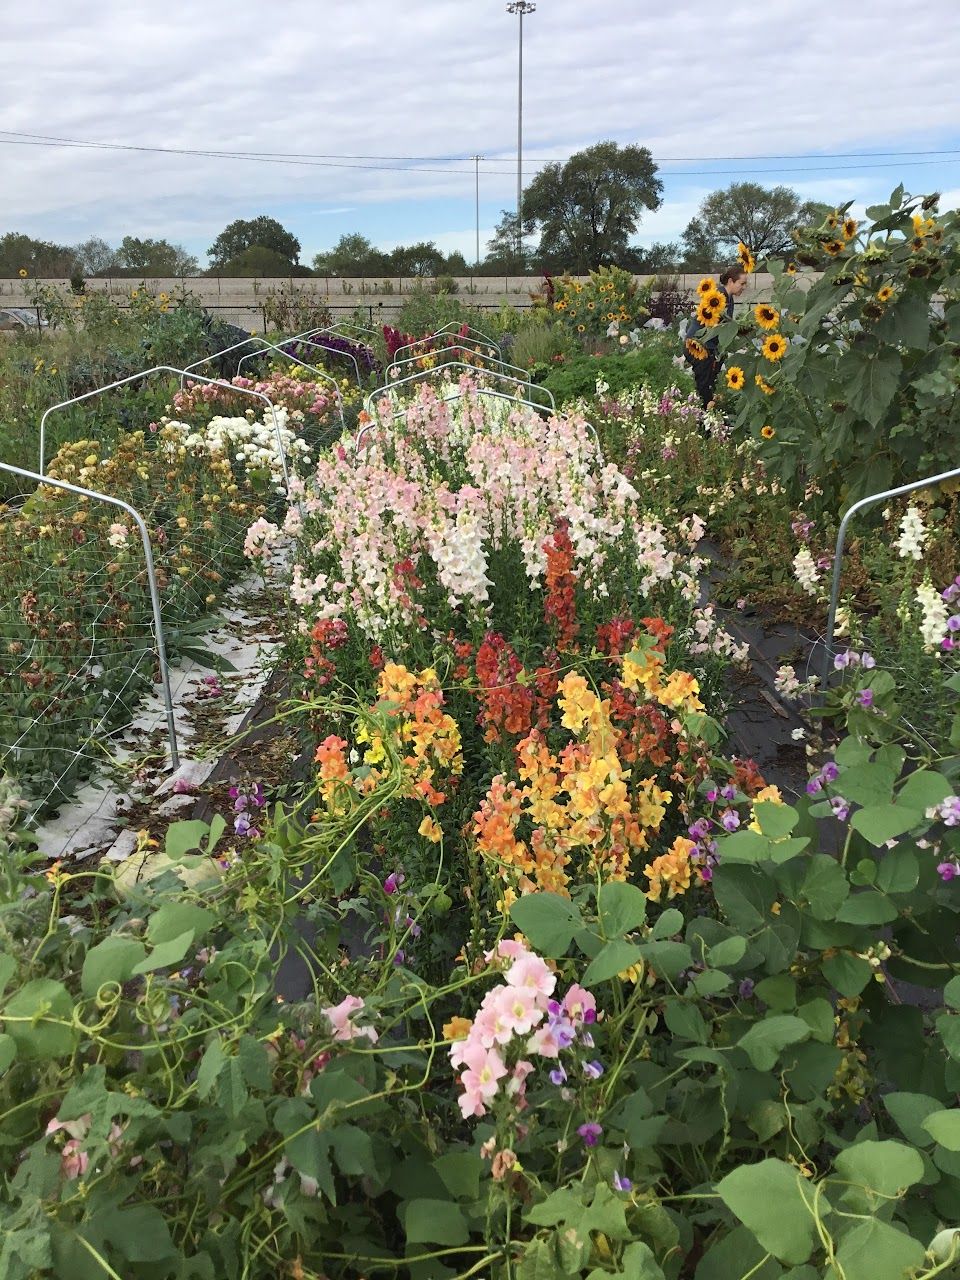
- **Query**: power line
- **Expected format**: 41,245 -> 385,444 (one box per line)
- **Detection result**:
1,129 -> 959,178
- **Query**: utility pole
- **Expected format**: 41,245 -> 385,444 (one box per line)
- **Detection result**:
506,2 -> 535,272
474,154 -> 482,270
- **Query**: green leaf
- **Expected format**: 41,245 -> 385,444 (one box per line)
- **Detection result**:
884,1092 -> 944,1146
329,1124 -> 376,1177
875,847 -> 919,895
755,974 -> 797,1010
404,1198 -> 469,1246
130,930 -> 194,975
822,952 -> 873,997
663,998 -> 708,1044
715,1158 -> 817,1264
637,940 -> 692,981
896,769 -> 952,811
238,1036 -> 272,1091
582,941 -> 645,986
939,1013 -> 960,1061
80,936 -> 146,997
596,881 -> 646,937
433,1151 -> 481,1201
843,347 -> 902,427
923,1110 -> 960,1151
1,979 -> 77,1060
164,820 -> 210,860
0,953 -> 16,998
754,802 -> 799,838
833,1139 -> 924,1203
0,1033 -> 16,1075
713,865 -> 775,931
850,804 -> 921,847
945,976 -> 960,1009
695,1226 -> 783,1280
797,998 -> 835,1043
835,891 -> 898,925
650,907 -> 683,940
708,935 -> 748,969
877,289 -> 931,350
99,1206 -> 175,1262
196,1039 -> 225,1099
830,1219 -> 924,1280
525,1187 -> 582,1227
738,1015 -> 811,1070
517,1239 -> 565,1280
509,893 -> 582,957
147,901 -> 215,947
800,855 -> 850,919
836,764 -> 897,808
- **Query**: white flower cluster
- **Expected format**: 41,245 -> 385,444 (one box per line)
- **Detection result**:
896,505 -> 927,560
688,605 -> 751,667
793,547 -> 821,597
425,503 -> 492,610
162,407 -> 310,490
774,664 -> 819,701
916,577 -> 949,650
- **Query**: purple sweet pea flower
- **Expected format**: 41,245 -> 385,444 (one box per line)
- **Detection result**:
948,616 -> 960,632
941,797 -> 960,827
583,1060 -> 604,1080
720,809 -> 741,832
688,818 -> 712,840
830,796 -> 851,822
383,871 -> 404,895
549,1064 -> 567,1086
857,689 -> 874,708
860,652 -> 877,669
821,762 -> 840,783
577,1122 -> 603,1147
806,776 -> 824,796
937,862 -> 960,882
738,978 -> 755,999
721,784 -> 737,802
613,1171 -> 632,1192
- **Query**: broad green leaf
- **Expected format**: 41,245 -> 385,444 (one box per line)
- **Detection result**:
754,802 -> 799,838
81,936 -> 147,997
525,1187 -> 582,1227
517,1238 -> 565,1280
939,1013 -> 960,1061
923,1110 -> 960,1151
220,1056 -> 246,1122
164,820 -> 210,860
196,1039 -> 225,1099
945,976 -> 960,1009
851,804 -> 922,847
509,893 -> 582,957
582,941 -> 645,986
637,940 -> 692,981
147,901 -> 216,946
833,1139 -> 924,1203
98,1206 -> 175,1262
404,1198 -> 469,1246
0,1033 -> 16,1074
2,979 -> 77,1060
876,289 -> 931,350
663,998 -> 708,1044
433,1151 -> 481,1201
694,1225 -> 782,1280
737,1016 -> 811,1070
708,935 -> 747,969
837,764 -> 897,808
693,969 -> 733,997
835,891 -> 898,925
713,865 -> 775,930
875,847 -> 919,895
755,974 -> 797,1010
797,998 -> 835,1043
130,929 -> 194,975
596,881 -> 646,938
715,1158 -> 817,1264
329,1124 -> 376,1177
829,1218 -> 924,1280
0,953 -> 16,998
586,1240 -> 664,1279
896,769 -> 952,811
650,907 -> 683,940
800,855 -> 850,919
238,1036 -> 272,1091
822,952 -> 873,997
843,348 -> 902,427
884,1092 -> 944,1145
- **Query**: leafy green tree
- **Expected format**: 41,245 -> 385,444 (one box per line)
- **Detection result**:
114,237 -> 198,276
482,211 -> 538,273
217,245 -> 312,277
521,141 -> 662,273
0,232 -> 78,278
208,216 -> 301,269
681,182 -> 832,265
389,241 -> 446,277
444,250 -> 469,275
72,236 -> 118,276
312,233 -> 390,276
630,242 -> 681,273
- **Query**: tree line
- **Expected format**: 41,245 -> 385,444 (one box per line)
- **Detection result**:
2,142 -> 835,280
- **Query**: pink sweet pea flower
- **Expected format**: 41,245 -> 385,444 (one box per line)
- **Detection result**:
506,952 -> 556,1001
562,985 -> 597,1025
61,1140 -> 89,1180
321,994 -> 379,1043
457,1042 -> 508,1118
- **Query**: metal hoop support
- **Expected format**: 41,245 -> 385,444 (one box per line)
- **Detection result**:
39,365 -> 291,492
392,321 -> 502,364
235,342 -> 346,430
0,461 -> 179,773
382,348 -> 551,407
356,385 -> 597,452
363,362 -> 549,422
820,463 -> 960,693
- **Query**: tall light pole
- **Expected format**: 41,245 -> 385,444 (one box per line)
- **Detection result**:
507,2 -> 535,272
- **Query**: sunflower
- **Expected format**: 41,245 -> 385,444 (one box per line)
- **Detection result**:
876,284 -> 894,303
607,312 -> 616,321
587,301 -> 595,310
737,242 -> 756,273
762,334 -> 788,362
703,289 -> 725,312
842,218 -> 858,240
577,323 -> 586,333
18,267 -> 28,278
726,366 -> 746,390
760,425 -> 776,439
697,276 -> 717,296
785,262 -> 798,275
822,240 -> 845,256
697,303 -> 721,328
754,304 -> 779,331
755,374 -> 776,395
685,337 -> 708,361
911,237 -> 926,252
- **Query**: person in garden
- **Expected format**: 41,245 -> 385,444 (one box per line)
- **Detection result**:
683,263 -> 748,409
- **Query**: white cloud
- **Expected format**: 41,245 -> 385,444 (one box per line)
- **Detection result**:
2,0 -> 959,262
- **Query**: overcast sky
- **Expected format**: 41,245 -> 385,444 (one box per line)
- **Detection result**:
3,0 -> 959,266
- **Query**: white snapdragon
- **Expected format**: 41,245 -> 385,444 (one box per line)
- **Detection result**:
793,547 -> 821,597
106,522 -> 129,548
916,577 -> 949,650
896,505 -> 927,560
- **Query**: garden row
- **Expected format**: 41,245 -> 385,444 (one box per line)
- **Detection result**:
2,189 -> 960,1278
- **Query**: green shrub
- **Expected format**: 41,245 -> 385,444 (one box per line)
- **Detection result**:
542,339 -> 689,405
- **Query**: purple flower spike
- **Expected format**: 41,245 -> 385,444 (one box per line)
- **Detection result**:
577,1122 -> 603,1147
